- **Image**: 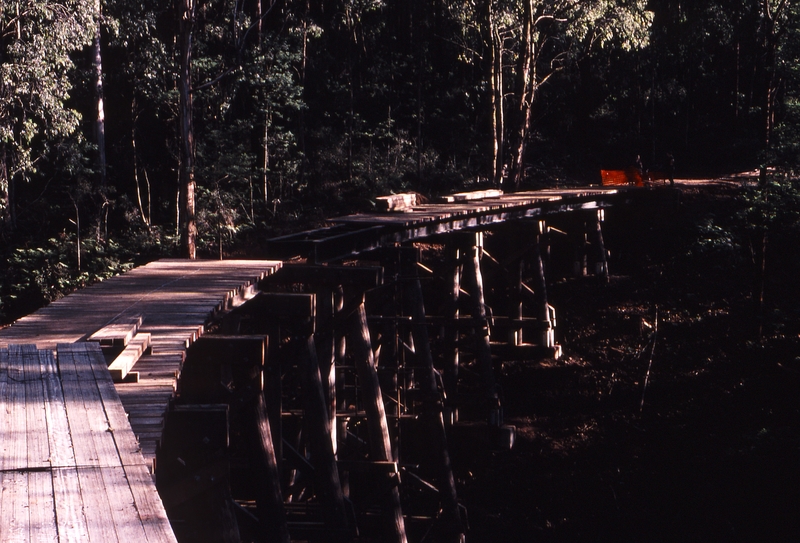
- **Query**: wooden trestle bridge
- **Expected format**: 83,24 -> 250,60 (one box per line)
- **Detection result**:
0,183 -> 658,542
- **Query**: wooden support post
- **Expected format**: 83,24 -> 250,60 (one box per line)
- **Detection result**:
351,301 -> 407,543
443,244 -> 461,421
460,233 -> 501,426
265,326 -> 283,481
574,222 -> 589,277
316,287 -> 338,455
248,394 -> 291,543
375,252 -> 402,463
334,286 -> 347,459
532,223 -> 554,348
544,221 -> 552,274
594,208 -> 609,282
400,247 -> 464,541
509,256 -> 524,346
298,336 -> 351,537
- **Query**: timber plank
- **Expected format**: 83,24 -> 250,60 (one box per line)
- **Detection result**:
376,192 -> 420,211
40,348 -> 90,543
57,344 -> 137,543
2,345 -> 29,542
78,343 -> 177,543
439,189 -> 504,203
0,348 -> 6,537
22,345 -> 58,543
0,260 -> 282,349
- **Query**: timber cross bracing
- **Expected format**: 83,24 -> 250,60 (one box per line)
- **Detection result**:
234,185 -> 640,541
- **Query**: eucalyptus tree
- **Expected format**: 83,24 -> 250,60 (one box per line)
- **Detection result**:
757,0 -> 798,172
92,0 -> 106,190
0,0 -> 95,232
103,0 -> 176,230
178,0 -> 197,258
449,0 -> 652,188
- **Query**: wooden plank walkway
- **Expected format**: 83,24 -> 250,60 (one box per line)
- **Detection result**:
0,259 -> 282,349
1,259 -> 282,459
0,343 -> 177,542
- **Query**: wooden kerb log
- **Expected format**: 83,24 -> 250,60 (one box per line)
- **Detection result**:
108,332 -> 152,382
88,314 -> 143,348
376,192 -> 420,212
220,292 -> 316,334
264,265 -> 383,288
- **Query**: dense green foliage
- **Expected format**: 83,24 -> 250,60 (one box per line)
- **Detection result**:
2,0 -> 800,322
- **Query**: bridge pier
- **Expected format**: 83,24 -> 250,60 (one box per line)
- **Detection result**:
459,233 -> 502,426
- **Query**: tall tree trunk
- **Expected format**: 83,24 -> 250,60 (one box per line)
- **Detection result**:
489,3 -> 504,187
761,0 -> 787,174
507,0 -> 535,192
263,110 -> 270,213
0,145 -> 9,230
256,0 -> 261,44
179,0 -> 197,259
416,68 -> 423,185
131,98 -> 151,227
93,0 -> 107,188
299,0 -> 309,188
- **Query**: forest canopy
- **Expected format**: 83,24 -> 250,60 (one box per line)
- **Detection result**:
1,0 -> 799,322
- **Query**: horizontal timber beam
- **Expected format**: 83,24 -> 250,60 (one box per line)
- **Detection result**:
266,191 -> 629,264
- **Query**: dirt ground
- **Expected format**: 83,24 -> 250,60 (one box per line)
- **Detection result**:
456,181 -> 800,542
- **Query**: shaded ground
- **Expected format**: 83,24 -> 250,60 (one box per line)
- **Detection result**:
457,181 -> 800,542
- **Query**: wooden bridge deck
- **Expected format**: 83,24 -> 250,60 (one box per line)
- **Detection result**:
0,259 -> 282,349
0,259 -> 281,541
267,186 -> 630,263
